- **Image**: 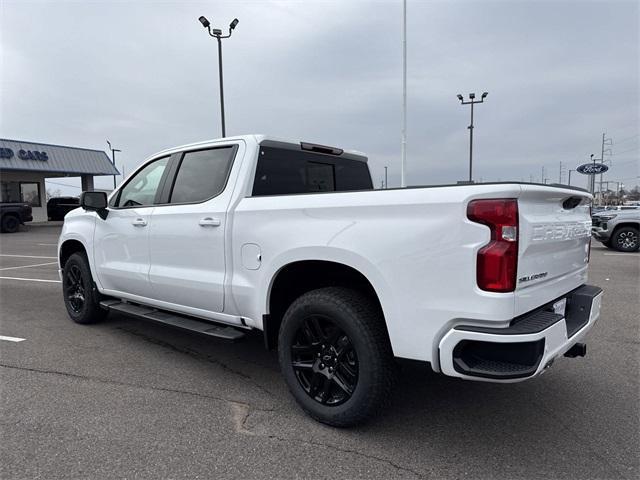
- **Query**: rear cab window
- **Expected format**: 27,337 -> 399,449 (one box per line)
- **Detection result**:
252,141 -> 372,196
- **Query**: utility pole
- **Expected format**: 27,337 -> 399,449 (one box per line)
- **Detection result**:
400,0 -> 407,187
541,166 -> 545,184
384,166 -> 388,189
106,140 -> 121,189
457,92 -> 488,182
559,161 -> 563,184
198,16 -> 239,137
590,154 -> 596,194
596,133 -> 612,203
568,169 -> 574,186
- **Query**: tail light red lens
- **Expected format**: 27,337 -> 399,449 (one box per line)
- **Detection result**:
467,199 -> 519,292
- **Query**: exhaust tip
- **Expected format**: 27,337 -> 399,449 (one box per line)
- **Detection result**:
564,343 -> 587,358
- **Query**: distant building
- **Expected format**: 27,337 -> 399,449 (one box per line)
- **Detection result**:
0,138 -> 119,222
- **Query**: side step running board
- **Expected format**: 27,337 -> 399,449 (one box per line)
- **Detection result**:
100,300 -> 246,342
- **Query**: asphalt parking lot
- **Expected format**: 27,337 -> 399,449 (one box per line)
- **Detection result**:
1,225 -> 638,479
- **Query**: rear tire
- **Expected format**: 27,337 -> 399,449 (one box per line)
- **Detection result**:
62,252 -> 107,324
278,287 -> 395,427
1,215 -> 20,233
612,227 -> 639,252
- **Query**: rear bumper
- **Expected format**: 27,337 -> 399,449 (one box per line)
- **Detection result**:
438,285 -> 603,382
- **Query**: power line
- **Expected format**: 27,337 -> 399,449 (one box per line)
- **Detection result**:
613,133 -> 640,145
611,158 -> 640,165
612,146 -> 639,155
605,176 -> 640,182
45,180 -> 81,189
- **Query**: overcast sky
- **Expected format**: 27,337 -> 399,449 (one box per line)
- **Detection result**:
1,0 -> 638,194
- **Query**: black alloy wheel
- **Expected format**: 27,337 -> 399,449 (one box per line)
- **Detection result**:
291,315 -> 358,406
62,252 -> 107,324
65,264 -> 86,313
278,287 -> 395,427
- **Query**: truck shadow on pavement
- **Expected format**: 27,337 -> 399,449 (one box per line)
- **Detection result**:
103,311 -> 624,475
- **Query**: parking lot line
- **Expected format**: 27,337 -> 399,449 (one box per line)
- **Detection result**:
0,254 -> 57,259
0,276 -> 61,283
0,261 -> 58,271
0,335 -> 26,342
37,243 -> 58,246
603,253 -> 640,256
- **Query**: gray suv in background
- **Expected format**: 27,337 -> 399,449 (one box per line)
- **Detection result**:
592,208 -> 639,252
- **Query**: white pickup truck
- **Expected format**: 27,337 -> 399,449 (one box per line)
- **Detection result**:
58,135 -> 602,426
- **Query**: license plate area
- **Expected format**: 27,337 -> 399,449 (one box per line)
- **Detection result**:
552,298 -> 567,316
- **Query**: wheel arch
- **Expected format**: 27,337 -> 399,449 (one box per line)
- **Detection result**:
263,257 -> 392,351
59,239 -> 88,268
611,221 -> 640,233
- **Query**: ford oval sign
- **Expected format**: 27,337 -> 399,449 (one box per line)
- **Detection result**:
577,163 -> 609,175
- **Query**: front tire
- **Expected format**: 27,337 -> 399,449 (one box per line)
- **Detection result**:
612,226 -> 639,252
602,239 -> 615,249
278,287 -> 395,427
63,252 -> 107,324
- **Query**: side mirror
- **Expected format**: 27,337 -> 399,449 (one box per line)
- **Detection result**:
80,191 -> 108,219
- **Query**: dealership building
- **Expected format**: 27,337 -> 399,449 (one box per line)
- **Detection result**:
0,138 -> 119,222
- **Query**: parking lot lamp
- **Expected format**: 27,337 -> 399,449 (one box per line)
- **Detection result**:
457,92 -> 488,182
198,15 -> 239,138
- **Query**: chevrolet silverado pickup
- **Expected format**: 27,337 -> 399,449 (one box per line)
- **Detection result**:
58,135 -> 602,426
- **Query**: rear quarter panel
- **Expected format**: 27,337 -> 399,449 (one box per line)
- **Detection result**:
229,184 -> 525,365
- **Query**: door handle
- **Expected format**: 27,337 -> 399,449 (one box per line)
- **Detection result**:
199,217 -> 221,227
132,218 -> 147,227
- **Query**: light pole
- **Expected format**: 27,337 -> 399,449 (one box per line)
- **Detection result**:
198,15 -> 239,138
106,140 -> 121,190
568,169 -> 575,186
384,166 -> 388,189
400,0 -> 407,187
457,92 -> 488,182
590,154 -> 596,194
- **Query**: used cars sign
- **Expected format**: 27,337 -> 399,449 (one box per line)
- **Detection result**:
577,163 -> 609,175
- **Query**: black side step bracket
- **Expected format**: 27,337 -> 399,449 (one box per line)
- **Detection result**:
100,300 -> 246,342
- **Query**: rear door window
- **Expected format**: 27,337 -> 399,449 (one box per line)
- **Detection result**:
169,147 -> 235,204
252,146 -> 372,196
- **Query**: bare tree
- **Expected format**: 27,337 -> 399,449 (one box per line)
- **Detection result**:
46,188 -> 61,201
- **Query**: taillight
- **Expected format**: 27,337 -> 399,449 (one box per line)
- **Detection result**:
467,199 -> 519,293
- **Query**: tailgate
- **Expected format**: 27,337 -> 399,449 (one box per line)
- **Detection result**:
515,185 -> 592,315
